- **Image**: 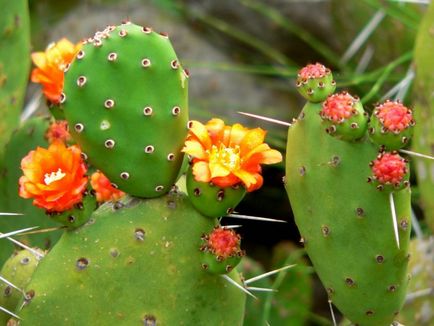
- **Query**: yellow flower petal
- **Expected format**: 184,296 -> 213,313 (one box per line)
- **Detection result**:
31,52 -> 47,69
206,118 -> 225,142
182,140 -> 207,159
244,143 -> 282,164
209,162 -> 231,178
189,120 -> 212,149
228,123 -> 248,146
192,161 -> 211,183
233,169 -> 257,188
258,149 -> 282,164
240,128 -> 266,156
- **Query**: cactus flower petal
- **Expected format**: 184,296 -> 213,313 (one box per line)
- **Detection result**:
19,141 -> 88,212
31,38 -> 82,104
183,119 -> 282,192
90,171 -> 125,203
45,120 -> 71,143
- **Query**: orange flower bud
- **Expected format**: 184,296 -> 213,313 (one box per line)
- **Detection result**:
90,171 -> 125,203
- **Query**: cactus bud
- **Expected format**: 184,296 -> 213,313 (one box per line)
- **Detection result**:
368,101 -> 415,150
296,63 -> 336,103
369,151 -> 409,191
200,227 -> 244,274
320,92 -> 368,141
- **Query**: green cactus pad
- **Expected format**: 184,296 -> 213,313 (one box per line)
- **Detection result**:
186,168 -> 246,218
285,102 -> 411,325
0,0 -> 30,156
296,63 -> 336,103
62,22 -> 189,198
0,249 -> 43,325
17,192 -> 245,325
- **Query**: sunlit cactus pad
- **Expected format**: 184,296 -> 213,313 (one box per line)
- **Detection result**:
62,22 -> 189,198
16,192 -> 245,325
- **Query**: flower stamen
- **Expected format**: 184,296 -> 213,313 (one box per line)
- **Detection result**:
209,144 -> 241,171
44,168 -> 66,185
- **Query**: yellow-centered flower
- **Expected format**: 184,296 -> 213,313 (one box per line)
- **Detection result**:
182,118 -> 282,192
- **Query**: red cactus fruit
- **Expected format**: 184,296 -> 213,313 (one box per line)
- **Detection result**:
201,227 -> 244,274
371,152 -> 407,186
298,63 -> 330,80
207,227 -> 241,259
296,63 -> 335,103
374,101 -> 414,133
321,92 -> 358,123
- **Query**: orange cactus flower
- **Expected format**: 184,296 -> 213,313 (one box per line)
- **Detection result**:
182,118 -> 282,192
90,171 -> 125,203
31,38 -> 82,104
45,120 -> 71,143
19,141 -> 88,212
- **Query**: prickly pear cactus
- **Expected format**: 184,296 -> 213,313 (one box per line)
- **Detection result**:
0,0 -> 30,154
285,64 -> 412,325
0,117 -> 61,265
412,1 -> 434,232
16,192 -> 245,325
61,22 -> 189,198
0,249 -> 43,325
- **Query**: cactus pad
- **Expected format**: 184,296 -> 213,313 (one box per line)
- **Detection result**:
285,101 -> 411,325
0,249 -> 43,325
17,192 -> 245,325
62,22 -> 189,198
